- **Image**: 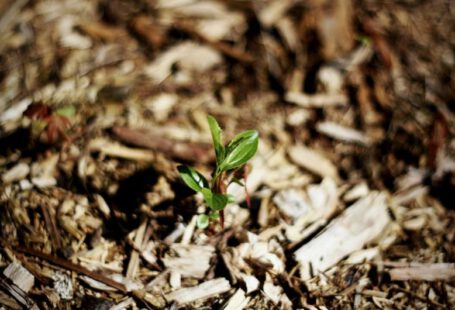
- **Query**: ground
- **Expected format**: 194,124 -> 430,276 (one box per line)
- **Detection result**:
0,0 -> 454,309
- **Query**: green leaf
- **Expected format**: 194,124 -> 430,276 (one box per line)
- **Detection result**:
227,194 -> 236,203
357,35 -> 371,45
31,119 -> 48,134
201,188 -> 213,208
177,165 -> 208,192
219,130 -> 258,172
197,214 -> 209,229
211,192 -> 229,211
209,212 -> 220,220
55,105 -> 76,118
201,188 -> 229,211
207,115 -> 225,165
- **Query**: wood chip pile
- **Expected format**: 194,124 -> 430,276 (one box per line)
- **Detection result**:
0,0 -> 454,309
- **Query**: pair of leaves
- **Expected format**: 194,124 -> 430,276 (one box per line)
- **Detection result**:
178,165 -> 232,229
207,116 -> 259,174
177,165 -> 233,210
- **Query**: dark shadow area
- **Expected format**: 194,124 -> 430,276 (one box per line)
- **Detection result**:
102,166 -> 160,239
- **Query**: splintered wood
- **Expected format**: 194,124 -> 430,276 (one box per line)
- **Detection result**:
3,262 -> 34,293
162,244 -> 215,279
0,262 -> 38,310
88,138 -> 155,162
222,289 -> 249,310
165,278 -> 231,305
383,262 -> 455,281
294,192 -> 390,280
288,145 -> 339,181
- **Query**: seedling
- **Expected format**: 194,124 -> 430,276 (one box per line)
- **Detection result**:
24,102 -> 75,144
178,116 -> 259,229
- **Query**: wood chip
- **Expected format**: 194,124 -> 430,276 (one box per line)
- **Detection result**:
263,282 -> 282,304
112,126 -> 213,163
288,144 -> 339,181
180,215 -> 197,245
386,263 -> 455,281
316,122 -> 372,145
0,98 -> 32,124
3,262 -> 34,293
126,221 -> 147,279
240,274 -> 259,294
169,271 -> 181,289
258,0 -> 294,27
162,244 -> 215,279
222,289 -> 250,310
285,178 -> 339,243
130,15 -> 166,48
52,272 -> 73,300
2,163 -> 30,183
0,0 -> 29,38
165,277 -> 231,305
144,41 -> 222,82
285,92 -> 348,108
108,297 -> 134,310
88,138 -> 155,162
294,192 -> 390,280
31,176 -> 57,188
77,21 -> 127,42
0,273 -> 39,310
94,194 -> 111,218
343,182 -> 369,202
274,189 -> 310,220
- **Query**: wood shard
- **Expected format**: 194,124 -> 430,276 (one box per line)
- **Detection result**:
112,126 -> 213,163
263,275 -> 285,305
88,138 -> 155,162
222,289 -> 249,310
240,274 -> 259,294
2,163 -> 30,183
0,274 -> 39,310
126,221 -> 147,279
3,262 -> 34,293
130,15 -> 166,49
108,297 -> 134,310
258,0 -> 294,28
165,277 -> 231,304
94,194 -> 111,218
144,41 -> 223,82
14,246 -> 127,292
316,122 -> 372,145
294,192 -> 390,280
288,144 -> 339,181
162,244 -> 215,279
387,263 -> 455,281
77,21 -> 127,42
285,92 -> 348,108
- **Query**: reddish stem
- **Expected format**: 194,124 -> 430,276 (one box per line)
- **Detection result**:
220,210 -> 225,229
243,168 -> 252,208
214,172 -> 227,228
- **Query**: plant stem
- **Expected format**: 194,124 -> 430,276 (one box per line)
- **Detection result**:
213,172 -> 227,228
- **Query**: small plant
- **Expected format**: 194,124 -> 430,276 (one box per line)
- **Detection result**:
178,116 -> 259,229
24,102 -> 76,143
